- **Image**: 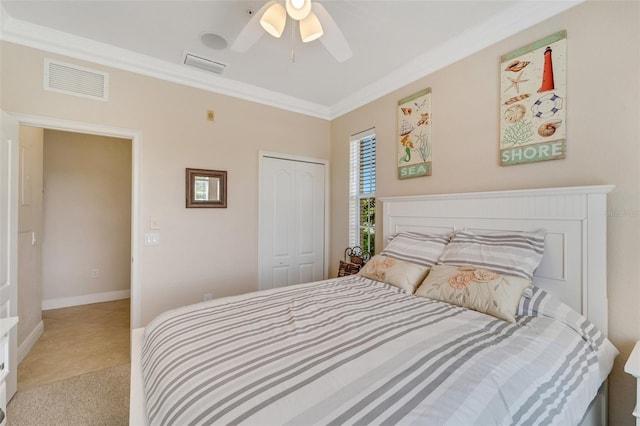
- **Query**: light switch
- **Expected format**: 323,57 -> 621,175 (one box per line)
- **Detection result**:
144,233 -> 160,246
150,217 -> 160,230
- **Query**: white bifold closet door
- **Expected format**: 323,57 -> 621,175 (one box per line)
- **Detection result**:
260,156 -> 325,290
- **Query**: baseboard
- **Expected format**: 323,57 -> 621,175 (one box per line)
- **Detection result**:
42,289 -> 131,311
18,320 -> 44,364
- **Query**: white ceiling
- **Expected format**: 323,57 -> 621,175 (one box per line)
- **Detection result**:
0,1 -> 582,119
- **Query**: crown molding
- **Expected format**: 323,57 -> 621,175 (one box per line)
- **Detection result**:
1,1 -> 583,121
328,0 -> 585,119
0,11 -> 331,120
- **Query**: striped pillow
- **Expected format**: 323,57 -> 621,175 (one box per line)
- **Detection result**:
381,232 -> 451,268
438,229 -> 545,280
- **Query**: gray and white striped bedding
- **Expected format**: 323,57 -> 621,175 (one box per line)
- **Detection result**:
141,276 -> 617,426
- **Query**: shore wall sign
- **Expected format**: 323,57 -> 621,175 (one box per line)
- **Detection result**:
500,31 -> 567,166
397,88 -> 432,179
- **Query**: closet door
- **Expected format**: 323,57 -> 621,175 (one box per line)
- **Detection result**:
260,156 -> 325,290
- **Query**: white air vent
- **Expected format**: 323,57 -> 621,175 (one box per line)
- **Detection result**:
44,59 -> 109,101
183,53 -> 227,75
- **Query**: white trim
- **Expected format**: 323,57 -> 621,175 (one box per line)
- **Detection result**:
330,0 -> 585,119
259,150 -> 327,165
379,185 -> 616,204
17,320 -> 43,364
7,112 -> 142,328
41,289 -> 131,311
0,1 -> 584,120
258,151 -> 330,290
0,13 -> 329,120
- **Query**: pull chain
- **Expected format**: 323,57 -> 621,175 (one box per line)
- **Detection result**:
290,21 -> 296,63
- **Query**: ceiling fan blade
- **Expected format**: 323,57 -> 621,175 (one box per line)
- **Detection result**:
312,2 -> 352,62
230,0 -> 277,52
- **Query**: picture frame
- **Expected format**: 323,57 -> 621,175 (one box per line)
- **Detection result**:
186,168 -> 227,208
397,88 -> 432,179
499,31 -> 567,166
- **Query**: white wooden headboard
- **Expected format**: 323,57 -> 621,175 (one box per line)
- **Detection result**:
380,185 -> 614,334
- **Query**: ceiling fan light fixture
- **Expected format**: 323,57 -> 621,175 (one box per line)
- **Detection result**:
300,12 -> 323,43
285,0 -> 311,21
260,2 -> 287,38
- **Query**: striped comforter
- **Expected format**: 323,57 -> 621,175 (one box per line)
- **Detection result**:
141,276 -> 617,426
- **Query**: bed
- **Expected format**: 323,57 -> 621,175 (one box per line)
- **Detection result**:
130,185 -> 617,426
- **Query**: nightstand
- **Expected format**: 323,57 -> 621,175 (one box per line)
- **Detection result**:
625,341 -> 640,426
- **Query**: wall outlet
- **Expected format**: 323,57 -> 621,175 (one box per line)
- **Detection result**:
203,293 -> 213,302
91,268 -> 100,278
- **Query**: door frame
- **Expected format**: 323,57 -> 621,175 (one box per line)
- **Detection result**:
9,113 -> 142,328
258,151 -> 329,291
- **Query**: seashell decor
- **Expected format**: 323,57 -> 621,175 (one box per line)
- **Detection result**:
538,120 -> 563,137
504,104 -> 526,123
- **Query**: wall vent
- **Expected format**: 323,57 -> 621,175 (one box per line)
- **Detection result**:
44,59 -> 109,101
183,53 -> 227,75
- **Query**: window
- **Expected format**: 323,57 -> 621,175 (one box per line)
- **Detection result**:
349,129 -> 376,256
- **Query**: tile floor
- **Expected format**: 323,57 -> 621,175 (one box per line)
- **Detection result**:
17,299 -> 130,391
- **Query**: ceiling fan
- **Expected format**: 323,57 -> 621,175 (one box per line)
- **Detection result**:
230,0 -> 352,62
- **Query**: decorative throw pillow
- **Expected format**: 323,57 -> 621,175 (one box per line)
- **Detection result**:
438,229 -> 545,280
357,254 -> 430,293
415,264 -> 531,323
381,232 -> 451,268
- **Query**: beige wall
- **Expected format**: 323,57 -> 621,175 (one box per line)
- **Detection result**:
42,130 -> 132,302
17,125 -> 43,347
0,41 -> 331,324
330,2 -> 639,424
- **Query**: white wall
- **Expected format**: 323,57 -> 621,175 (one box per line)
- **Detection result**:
42,130 -> 132,306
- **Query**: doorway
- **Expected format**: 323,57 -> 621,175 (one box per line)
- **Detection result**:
10,114 -> 141,331
16,126 -> 134,390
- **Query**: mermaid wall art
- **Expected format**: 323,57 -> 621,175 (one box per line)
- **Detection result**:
397,88 -> 432,179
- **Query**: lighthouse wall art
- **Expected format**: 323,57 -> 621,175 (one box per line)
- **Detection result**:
499,31 -> 567,166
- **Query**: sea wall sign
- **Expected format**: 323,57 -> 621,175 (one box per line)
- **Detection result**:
500,31 -> 567,166
397,88 -> 432,179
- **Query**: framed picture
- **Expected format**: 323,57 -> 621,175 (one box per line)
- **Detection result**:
186,168 -> 227,208
500,31 -> 567,166
397,88 -> 432,179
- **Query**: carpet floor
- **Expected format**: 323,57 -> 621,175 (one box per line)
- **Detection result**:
7,363 -> 130,426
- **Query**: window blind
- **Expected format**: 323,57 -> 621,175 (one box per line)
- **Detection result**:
359,136 -> 376,196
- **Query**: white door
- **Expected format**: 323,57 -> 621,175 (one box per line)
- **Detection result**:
0,111 -> 19,400
260,156 -> 325,289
